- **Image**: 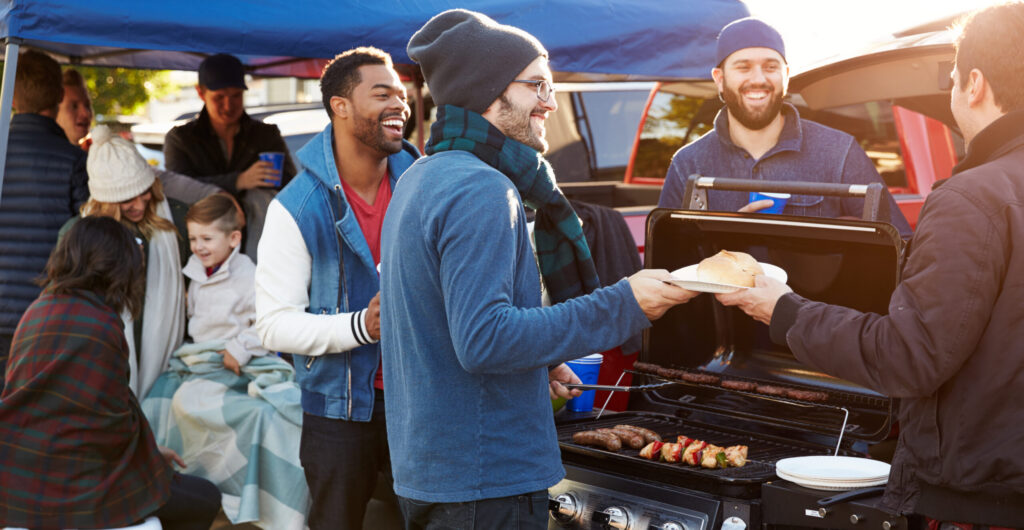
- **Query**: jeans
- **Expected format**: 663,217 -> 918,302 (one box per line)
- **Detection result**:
152,472 -> 222,530
300,389 -> 390,530
397,490 -> 549,530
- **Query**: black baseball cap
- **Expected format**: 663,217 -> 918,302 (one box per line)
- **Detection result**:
198,53 -> 248,90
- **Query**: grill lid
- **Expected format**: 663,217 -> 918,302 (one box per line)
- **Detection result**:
634,208 -> 903,443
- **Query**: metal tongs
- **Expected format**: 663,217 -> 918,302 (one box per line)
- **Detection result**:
563,381 -> 678,392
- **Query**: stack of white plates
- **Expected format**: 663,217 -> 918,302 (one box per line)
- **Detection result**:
775,456 -> 891,491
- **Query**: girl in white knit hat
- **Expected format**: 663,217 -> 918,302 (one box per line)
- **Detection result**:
60,125 -> 188,399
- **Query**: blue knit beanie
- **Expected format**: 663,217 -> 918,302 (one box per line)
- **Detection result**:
715,17 -> 786,67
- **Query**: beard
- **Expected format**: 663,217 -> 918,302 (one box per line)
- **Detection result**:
720,79 -> 785,131
495,95 -> 548,153
352,105 -> 404,155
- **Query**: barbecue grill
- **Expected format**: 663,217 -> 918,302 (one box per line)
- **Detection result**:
550,184 -> 911,530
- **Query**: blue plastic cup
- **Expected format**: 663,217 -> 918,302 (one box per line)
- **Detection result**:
259,151 -> 285,187
565,353 -> 604,412
748,191 -> 790,214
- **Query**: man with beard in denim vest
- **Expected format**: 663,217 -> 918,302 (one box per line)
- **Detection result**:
254,47 -> 419,529
658,18 -> 911,238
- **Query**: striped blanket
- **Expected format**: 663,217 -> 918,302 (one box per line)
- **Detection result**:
142,340 -> 309,529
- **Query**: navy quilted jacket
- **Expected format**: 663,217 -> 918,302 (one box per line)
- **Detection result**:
0,113 -> 89,335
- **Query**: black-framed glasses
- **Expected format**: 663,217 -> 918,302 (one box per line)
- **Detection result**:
510,79 -> 554,103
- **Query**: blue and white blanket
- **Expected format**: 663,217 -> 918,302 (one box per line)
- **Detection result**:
142,340 -> 309,529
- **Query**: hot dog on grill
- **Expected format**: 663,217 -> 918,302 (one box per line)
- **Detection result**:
572,431 -> 621,452
614,424 -> 662,444
596,428 -> 645,449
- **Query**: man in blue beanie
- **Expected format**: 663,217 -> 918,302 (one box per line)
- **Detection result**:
380,9 -> 696,529
658,17 -> 912,238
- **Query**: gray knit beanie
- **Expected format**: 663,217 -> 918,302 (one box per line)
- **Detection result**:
407,9 -> 548,114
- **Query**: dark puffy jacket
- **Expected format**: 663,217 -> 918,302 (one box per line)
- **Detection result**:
0,113 -> 89,336
163,107 -> 296,194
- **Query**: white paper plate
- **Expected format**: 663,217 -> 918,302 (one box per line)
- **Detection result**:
667,262 -> 788,294
776,469 -> 888,491
776,456 -> 890,482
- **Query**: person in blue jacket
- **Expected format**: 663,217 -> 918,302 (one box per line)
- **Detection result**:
658,18 -> 912,239
254,47 -> 419,530
380,10 -> 697,529
0,49 -> 89,390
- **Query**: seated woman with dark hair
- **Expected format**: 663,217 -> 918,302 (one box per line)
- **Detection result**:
0,216 -> 221,530
60,125 -> 189,399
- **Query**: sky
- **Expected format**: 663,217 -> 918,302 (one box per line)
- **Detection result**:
743,0 -> 1006,71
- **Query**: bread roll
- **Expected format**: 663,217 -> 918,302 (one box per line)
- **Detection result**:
696,250 -> 764,287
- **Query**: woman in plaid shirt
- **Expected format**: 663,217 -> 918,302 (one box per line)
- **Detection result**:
0,217 -> 220,529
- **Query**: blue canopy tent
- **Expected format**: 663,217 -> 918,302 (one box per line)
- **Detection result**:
0,0 -> 749,197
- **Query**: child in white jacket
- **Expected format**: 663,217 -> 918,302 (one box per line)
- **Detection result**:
184,194 -> 268,374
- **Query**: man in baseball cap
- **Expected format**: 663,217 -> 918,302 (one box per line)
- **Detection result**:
379,9 -> 696,528
163,53 -> 296,260
658,17 -> 911,238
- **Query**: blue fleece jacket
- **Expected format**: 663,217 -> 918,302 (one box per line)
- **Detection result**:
380,150 -> 651,503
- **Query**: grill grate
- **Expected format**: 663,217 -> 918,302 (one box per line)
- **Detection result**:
558,411 -> 837,484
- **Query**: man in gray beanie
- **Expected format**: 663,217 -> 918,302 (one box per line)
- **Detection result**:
380,9 -> 695,528
658,17 -> 911,239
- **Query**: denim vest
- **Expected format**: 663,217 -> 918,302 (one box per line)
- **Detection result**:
276,124 -> 418,420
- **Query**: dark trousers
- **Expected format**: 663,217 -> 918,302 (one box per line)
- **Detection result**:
397,491 -> 549,530
0,332 -> 12,394
300,389 -> 390,530
152,472 -> 222,530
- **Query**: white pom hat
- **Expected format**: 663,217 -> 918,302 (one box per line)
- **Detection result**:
86,125 -> 155,203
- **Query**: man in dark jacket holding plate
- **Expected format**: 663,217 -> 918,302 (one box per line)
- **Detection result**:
717,4 -> 1024,527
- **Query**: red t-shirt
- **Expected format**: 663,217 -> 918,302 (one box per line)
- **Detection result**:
339,175 -> 392,390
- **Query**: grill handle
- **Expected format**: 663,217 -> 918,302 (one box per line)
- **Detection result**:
681,174 -> 888,222
816,486 -> 886,507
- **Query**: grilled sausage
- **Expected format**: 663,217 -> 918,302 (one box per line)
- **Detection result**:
756,384 -> 788,397
632,361 -> 662,375
614,424 -> 662,444
681,371 -> 720,385
572,431 -> 622,451
721,379 -> 757,392
786,389 -> 829,402
596,428 -> 645,449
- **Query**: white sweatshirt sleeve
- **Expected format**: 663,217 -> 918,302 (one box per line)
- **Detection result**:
255,200 -> 376,356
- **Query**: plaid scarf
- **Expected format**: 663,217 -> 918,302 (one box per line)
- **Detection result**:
428,104 -> 600,302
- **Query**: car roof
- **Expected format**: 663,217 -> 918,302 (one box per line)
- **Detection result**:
789,26 -> 956,127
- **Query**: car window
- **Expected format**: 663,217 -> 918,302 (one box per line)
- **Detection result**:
633,92 -> 715,181
575,91 -> 649,171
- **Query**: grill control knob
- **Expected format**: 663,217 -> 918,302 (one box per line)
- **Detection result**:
850,513 -> 863,524
548,493 -> 580,524
592,506 -> 631,530
656,522 -> 686,530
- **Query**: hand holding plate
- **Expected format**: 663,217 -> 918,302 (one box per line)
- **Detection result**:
715,275 -> 792,325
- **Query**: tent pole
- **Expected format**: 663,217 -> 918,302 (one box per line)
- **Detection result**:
0,38 -> 22,205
